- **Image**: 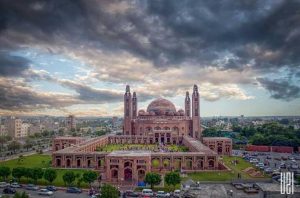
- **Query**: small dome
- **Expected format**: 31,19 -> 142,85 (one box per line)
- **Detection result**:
138,110 -> 145,116
147,98 -> 176,115
178,109 -> 184,116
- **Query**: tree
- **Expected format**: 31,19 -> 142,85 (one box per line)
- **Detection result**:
13,191 -> 29,198
144,173 -> 161,189
24,139 -> 33,151
0,166 -> 11,181
165,171 -> 181,190
0,135 -> 10,152
100,184 -> 119,198
24,168 -> 33,182
30,168 -> 44,184
17,155 -> 24,164
82,171 -> 97,187
63,171 -> 76,186
44,169 -> 57,184
42,130 -> 49,137
8,140 -> 21,153
12,167 -> 26,182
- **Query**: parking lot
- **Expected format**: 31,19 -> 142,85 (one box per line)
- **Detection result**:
233,150 -> 300,182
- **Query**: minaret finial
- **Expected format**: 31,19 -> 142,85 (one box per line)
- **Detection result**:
126,85 -> 130,93
193,84 -> 198,92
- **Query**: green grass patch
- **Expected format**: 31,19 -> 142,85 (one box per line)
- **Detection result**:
0,154 -> 90,187
185,156 -> 269,182
96,144 -> 189,152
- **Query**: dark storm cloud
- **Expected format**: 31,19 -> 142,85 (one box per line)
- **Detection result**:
0,0 -> 300,101
59,80 -> 154,103
0,52 -> 30,76
257,78 -> 300,101
0,78 -> 79,111
59,80 -> 123,103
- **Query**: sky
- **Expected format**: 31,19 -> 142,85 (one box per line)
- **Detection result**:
0,0 -> 300,117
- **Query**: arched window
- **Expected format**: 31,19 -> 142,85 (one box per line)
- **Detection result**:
77,159 -> 81,167
56,159 -> 61,167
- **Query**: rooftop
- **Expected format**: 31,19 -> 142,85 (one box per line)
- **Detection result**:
107,150 -> 151,157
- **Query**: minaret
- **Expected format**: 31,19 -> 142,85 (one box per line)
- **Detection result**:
132,92 -> 137,119
192,84 -> 201,140
185,91 -> 190,117
123,85 -> 132,135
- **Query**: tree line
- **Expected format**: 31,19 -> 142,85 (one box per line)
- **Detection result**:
203,122 -> 300,147
0,166 -> 99,188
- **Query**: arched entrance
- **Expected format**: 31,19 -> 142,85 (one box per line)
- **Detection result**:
111,169 -> 118,180
208,160 -> 215,168
186,160 -> 192,169
138,169 -> 146,181
56,159 -> 61,167
124,168 -> 132,181
77,159 -> 81,167
197,160 -> 203,169
66,159 -> 71,167
218,146 -> 223,154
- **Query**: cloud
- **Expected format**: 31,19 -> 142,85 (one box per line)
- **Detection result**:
0,0 -> 300,116
0,77 -> 79,111
0,52 -> 30,76
257,78 -> 300,101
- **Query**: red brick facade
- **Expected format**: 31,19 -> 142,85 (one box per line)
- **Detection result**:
51,85 -> 232,185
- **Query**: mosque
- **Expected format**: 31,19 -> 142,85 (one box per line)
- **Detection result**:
52,85 -> 232,185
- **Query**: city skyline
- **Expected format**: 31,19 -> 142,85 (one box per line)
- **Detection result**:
1,1 -> 300,117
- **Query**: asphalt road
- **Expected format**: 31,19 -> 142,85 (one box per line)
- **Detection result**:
1,188 -> 91,198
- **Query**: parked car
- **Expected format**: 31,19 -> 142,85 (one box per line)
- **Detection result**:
281,156 -> 288,160
288,156 -> 295,160
38,189 -> 54,196
250,158 -> 258,163
291,164 -> 299,169
123,190 -> 139,197
280,164 -> 286,169
142,189 -> 153,197
66,187 -> 82,193
156,191 -> 170,197
264,167 -> 273,174
90,193 -> 100,198
3,187 -> 16,194
46,186 -> 57,191
295,156 -> 300,160
0,182 -> 9,188
26,184 -> 39,191
10,182 -> 21,188
173,189 -> 181,198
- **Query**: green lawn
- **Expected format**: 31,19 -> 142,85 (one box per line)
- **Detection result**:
185,156 -> 269,182
96,144 -> 189,152
0,154 -> 90,187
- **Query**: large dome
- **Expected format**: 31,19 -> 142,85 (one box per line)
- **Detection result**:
147,98 -> 176,115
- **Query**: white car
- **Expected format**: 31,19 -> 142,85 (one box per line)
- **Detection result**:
0,182 -> 9,188
142,189 -> 153,196
250,158 -> 258,163
156,191 -> 170,197
10,182 -> 21,188
38,189 -> 53,196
